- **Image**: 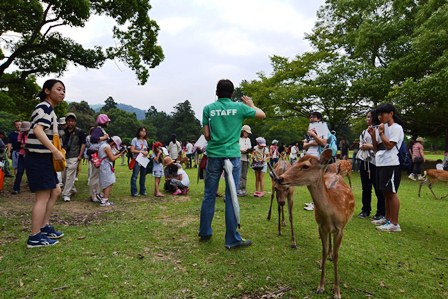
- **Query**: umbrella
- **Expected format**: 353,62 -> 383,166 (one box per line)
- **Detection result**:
223,158 -> 240,228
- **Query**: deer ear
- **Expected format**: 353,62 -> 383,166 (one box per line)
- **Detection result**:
319,148 -> 333,165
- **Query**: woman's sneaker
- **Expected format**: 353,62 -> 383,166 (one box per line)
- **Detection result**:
40,225 -> 64,239
376,220 -> 392,230
371,216 -> 387,226
27,233 -> 59,248
304,202 -> 314,211
100,199 -> 113,207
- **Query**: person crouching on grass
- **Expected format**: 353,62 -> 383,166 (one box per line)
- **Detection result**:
96,136 -> 126,207
151,141 -> 165,197
25,79 -> 66,248
164,156 -> 190,195
368,103 -> 404,232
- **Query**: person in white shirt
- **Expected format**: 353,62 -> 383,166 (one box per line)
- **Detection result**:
168,133 -> 181,160
368,103 -> 404,233
238,125 -> 252,196
303,111 -> 330,158
186,140 -> 194,168
436,159 -> 444,170
289,142 -> 299,165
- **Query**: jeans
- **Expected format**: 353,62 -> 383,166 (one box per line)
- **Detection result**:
130,162 -> 147,195
199,157 -> 243,247
359,161 -> 385,216
12,154 -> 25,191
238,160 -> 250,194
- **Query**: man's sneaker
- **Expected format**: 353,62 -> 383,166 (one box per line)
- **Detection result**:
408,173 -> 416,181
11,190 -> 19,195
96,193 -> 104,202
304,202 -> 314,211
371,216 -> 387,226
100,200 -> 113,207
372,214 -> 384,221
225,238 -> 252,249
41,225 -> 64,239
376,220 -> 392,231
63,196 -> 71,202
417,174 -> 424,181
27,233 -> 58,248
357,212 -> 369,219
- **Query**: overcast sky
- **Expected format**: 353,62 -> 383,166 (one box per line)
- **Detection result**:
37,0 -> 325,119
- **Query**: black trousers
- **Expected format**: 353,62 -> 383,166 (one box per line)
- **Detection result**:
359,161 -> 385,217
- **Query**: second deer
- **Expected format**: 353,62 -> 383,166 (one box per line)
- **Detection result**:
274,149 -> 355,299
418,169 -> 448,199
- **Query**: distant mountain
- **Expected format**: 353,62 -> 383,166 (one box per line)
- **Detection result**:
90,103 -> 146,120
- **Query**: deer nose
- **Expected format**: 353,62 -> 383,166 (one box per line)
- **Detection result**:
276,177 -> 284,184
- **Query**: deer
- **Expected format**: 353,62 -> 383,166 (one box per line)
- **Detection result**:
326,160 -> 352,188
267,160 -> 297,248
418,169 -> 448,199
273,149 -> 355,299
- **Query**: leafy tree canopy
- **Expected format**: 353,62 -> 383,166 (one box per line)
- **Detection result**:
0,0 -> 164,85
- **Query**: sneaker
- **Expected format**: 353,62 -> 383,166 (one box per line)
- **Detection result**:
27,233 -> 59,248
131,194 -> 140,197
417,174 -> 424,181
100,200 -> 113,207
304,203 -> 314,211
376,220 -> 392,230
96,193 -> 104,202
172,189 -> 182,195
225,238 -> 252,249
254,191 -> 260,197
372,214 -> 384,221
408,173 -> 416,181
40,225 -> 64,239
258,192 -> 265,197
181,188 -> 189,195
371,217 -> 387,226
75,177 -> 79,181
380,223 -> 402,232
91,196 -> 101,203
11,190 -> 19,195
63,196 -> 71,202
357,212 -> 370,219
140,192 -> 148,196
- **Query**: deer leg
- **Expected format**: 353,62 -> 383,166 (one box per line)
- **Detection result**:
267,189 -> 274,220
347,174 -> 352,189
418,180 -> 425,197
277,203 -> 282,236
317,229 -> 328,294
281,204 -> 286,227
332,231 -> 344,299
428,183 -> 439,199
288,195 -> 296,249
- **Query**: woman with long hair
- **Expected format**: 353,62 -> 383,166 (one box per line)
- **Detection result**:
130,127 -> 149,196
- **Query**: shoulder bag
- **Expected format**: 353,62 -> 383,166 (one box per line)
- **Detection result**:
52,117 -> 67,172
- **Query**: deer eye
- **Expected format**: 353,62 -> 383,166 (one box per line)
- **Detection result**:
302,164 -> 309,169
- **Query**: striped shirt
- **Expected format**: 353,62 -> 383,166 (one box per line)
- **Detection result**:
26,101 -> 57,153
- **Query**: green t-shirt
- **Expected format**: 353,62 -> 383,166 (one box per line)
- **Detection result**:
202,98 -> 256,158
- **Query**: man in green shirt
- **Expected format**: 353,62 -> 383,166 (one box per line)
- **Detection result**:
199,79 -> 265,249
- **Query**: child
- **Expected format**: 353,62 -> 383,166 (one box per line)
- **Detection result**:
164,156 -> 190,195
97,136 -> 125,207
12,121 -> 30,194
252,137 -> 270,197
25,79 -> 66,248
151,141 -> 164,197
436,159 -> 444,170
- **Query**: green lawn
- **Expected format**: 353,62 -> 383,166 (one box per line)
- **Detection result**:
0,161 -> 447,298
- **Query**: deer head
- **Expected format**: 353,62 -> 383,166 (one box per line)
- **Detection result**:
278,149 -> 333,187
269,160 -> 292,206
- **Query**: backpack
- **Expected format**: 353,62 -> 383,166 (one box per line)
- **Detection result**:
395,142 -> 412,171
319,133 -> 337,158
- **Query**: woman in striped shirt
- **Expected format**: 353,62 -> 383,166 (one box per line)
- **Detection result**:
25,79 -> 66,248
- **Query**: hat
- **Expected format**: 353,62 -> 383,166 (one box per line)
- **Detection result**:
241,125 -> 252,134
416,137 -> 424,142
58,117 -> 66,125
111,136 -> 122,150
153,141 -> 163,148
65,112 -> 77,120
256,137 -> 266,146
20,121 -> 31,132
96,114 -> 111,125
164,156 -> 175,166
272,139 -> 278,144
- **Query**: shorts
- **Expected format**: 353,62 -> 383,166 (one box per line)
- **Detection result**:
25,152 -> 58,192
152,169 -> 164,178
376,165 -> 401,194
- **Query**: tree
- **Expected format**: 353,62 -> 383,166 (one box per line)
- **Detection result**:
170,100 -> 202,142
0,0 -> 164,85
101,96 -> 118,113
104,108 -> 141,140
0,73 -> 40,118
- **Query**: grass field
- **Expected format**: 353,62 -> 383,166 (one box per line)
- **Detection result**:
0,160 -> 447,298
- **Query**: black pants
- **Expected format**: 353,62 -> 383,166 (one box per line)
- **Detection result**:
359,161 -> 385,217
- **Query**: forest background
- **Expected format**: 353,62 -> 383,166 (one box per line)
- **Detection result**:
1,1 -> 447,150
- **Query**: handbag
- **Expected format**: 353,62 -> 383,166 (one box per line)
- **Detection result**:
251,149 -> 265,171
52,117 -> 66,172
128,158 -> 136,170
91,152 -> 102,168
